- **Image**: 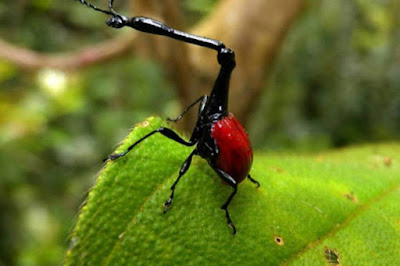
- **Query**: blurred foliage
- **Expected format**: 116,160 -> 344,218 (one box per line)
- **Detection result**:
0,0 -> 399,265
250,0 -> 400,152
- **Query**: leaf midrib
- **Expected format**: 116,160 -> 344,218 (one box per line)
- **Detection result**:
282,180 -> 400,265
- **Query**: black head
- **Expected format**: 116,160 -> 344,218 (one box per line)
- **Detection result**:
75,0 -> 127,27
106,15 -> 129,28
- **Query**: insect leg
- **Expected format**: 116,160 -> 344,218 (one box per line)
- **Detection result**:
167,95 -> 208,123
247,174 -> 260,188
74,0 -> 114,15
213,168 -> 238,235
164,149 -> 197,213
105,127 -> 197,161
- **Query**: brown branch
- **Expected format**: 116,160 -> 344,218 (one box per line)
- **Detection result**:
159,0 -> 196,126
188,0 -> 305,125
131,0 -> 196,129
0,34 -> 137,71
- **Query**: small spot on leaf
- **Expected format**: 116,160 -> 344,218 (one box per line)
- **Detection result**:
118,232 -> 125,239
274,235 -> 284,246
271,166 -> 284,173
324,247 -> 340,265
384,157 -> 392,167
344,191 -> 358,203
137,120 -> 150,128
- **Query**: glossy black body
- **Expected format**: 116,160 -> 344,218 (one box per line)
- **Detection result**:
76,0 -> 260,234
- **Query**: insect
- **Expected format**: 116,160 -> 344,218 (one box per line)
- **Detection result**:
76,0 -> 260,234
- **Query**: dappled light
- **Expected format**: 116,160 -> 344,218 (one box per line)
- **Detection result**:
37,69 -> 67,98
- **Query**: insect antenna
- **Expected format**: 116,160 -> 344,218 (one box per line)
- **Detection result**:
74,0 -> 115,16
108,0 -> 117,14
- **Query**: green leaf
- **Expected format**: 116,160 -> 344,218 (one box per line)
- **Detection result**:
65,117 -> 400,265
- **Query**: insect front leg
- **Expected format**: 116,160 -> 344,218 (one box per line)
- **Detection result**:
104,127 -> 197,161
167,95 -> 208,123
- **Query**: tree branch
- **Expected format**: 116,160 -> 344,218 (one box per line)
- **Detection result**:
131,0 -> 196,129
0,34 -> 137,71
188,0 -> 305,125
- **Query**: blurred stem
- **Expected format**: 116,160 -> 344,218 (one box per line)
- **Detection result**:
0,35 -> 136,71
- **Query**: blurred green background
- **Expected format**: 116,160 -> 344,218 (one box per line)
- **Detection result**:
0,0 -> 399,265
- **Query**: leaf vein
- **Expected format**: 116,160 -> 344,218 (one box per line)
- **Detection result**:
282,181 -> 400,265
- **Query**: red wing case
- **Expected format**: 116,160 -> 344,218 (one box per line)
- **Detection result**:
211,113 -> 253,183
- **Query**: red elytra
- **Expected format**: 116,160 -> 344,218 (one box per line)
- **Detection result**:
211,113 -> 253,183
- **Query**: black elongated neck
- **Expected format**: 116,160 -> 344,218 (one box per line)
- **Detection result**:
101,13 -> 236,120
206,48 -> 236,119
